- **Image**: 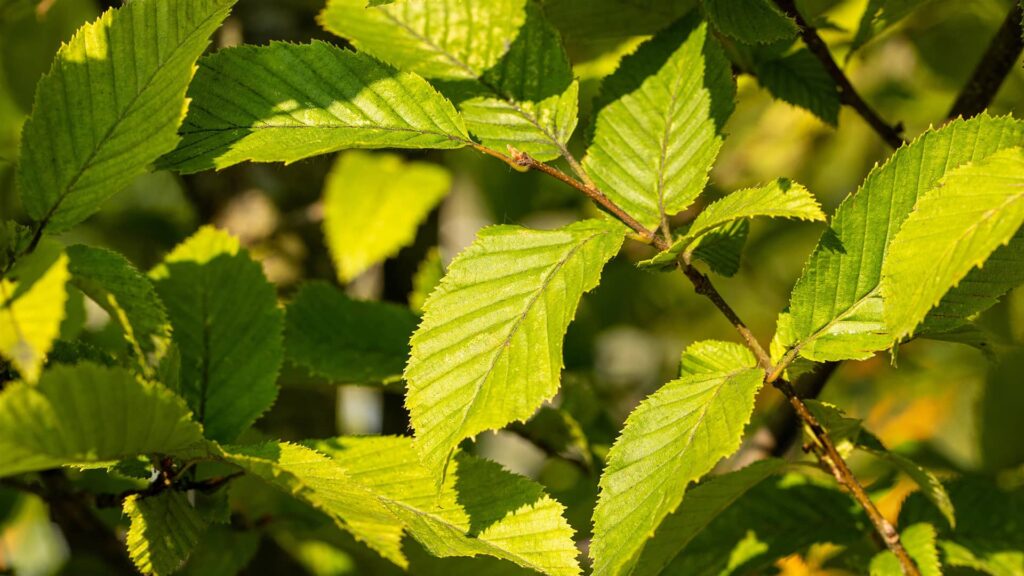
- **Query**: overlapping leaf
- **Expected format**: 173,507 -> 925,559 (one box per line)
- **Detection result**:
17,0 -> 235,232
320,0 -> 578,161
782,114 -> 1024,363
225,438 -> 580,575
703,0 -> 797,44
285,282 -> 417,384
66,244 -> 169,365
627,459 -> 786,576
323,151 -> 451,282
641,178 -> 824,268
679,339 -> 756,375
753,49 -> 840,126
0,245 -> 68,382
590,362 -> 765,575
125,491 -> 208,576
151,227 -> 283,443
405,219 -> 625,474
159,41 -> 470,173
0,363 -> 205,477
583,15 -> 735,230
882,147 -> 1024,340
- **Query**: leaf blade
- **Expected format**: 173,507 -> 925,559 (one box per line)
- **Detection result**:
151,227 -> 283,443
583,15 -> 735,230
159,41 -> 470,173
405,219 -> 625,474
591,365 -> 765,575
18,0 -> 236,232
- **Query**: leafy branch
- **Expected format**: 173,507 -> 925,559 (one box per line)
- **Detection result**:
469,137 -> 921,574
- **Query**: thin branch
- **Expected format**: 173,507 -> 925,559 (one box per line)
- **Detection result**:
775,380 -> 919,574
947,2 -> 1024,120
772,0 -> 906,149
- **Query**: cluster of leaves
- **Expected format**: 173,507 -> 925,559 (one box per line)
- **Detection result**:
1,0 -> 1023,575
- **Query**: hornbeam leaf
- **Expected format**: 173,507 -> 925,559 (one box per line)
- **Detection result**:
628,459 -> 786,576
320,0 -> 578,162
66,244 -> 169,365
642,178 -> 824,268
752,49 -> 840,126
0,363 -> 205,477
783,114 -> 1024,363
125,491 -> 208,576
323,151 -> 451,282
405,219 -> 625,474
869,523 -> 942,576
224,438 -> 581,575
159,41 -> 470,173
0,246 -> 69,383
285,282 -> 417,384
582,14 -> 735,231
882,147 -> 1024,340
151,227 -> 283,443
312,436 -> 581,575
679,339 -> 756,375
703,0 -> 798,44
590,363 -> 765,575
17,0 -> 236,233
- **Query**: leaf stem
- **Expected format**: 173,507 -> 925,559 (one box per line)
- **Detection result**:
772,0 -> 905,149
947,2 -> 1024,120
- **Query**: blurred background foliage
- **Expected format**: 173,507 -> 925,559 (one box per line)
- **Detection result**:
1,0 -> 1023,574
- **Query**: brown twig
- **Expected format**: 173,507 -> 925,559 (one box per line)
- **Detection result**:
772,0 -> 905,149
947,2 -> 1024,120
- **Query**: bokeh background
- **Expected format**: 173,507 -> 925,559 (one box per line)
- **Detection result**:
2,0 -> 1023,573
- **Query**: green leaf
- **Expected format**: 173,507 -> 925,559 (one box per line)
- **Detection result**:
628,459 -> 786,576
151,226 -> 283,443
410,247 -> 444,314
703,0 -> 798,44
17,0 -> 235,233
901,477 -> 1024,576
125,491 -> 208,576
285,281 -> 417,384
159,41 -> 470,173
882,147 -> 1024,340
869,523 -> 942,576
179,524 -> 260,576
679,339 -> 756,375
323,151 -> 450,282
851,0 -> 937,54
0,363 -> 205,477
640,178 -> 823,270
320,0 -> 578,162
583,15 -> 735,230
640,469 -> 863,575
224,438 -> 580,575
752,48 -> 840,126
405,219 -> 625,474
590,364 -> 765,575
0,246 -> 68,382
313,436 -> 580,575
66,244 -> 169,362
783,114 -> 1024,363
691,219 -> 749,277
